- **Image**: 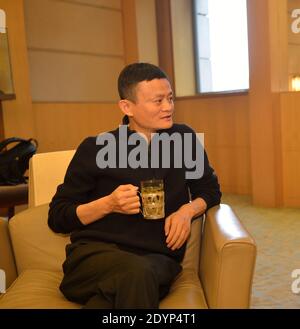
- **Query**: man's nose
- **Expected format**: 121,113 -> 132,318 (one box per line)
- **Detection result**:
162,99 -> 173,112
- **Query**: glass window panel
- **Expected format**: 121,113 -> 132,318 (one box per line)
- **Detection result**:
194,0 -> 249,93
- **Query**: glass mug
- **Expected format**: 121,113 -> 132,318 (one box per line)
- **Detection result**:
139,179 -> 165,220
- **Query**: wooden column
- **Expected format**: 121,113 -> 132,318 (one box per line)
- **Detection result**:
0,102 -> 3,141
247,0 -> 288,206
121,0 -> 139,64
0,94 -> 16,141
155,0 -> 175,90
0,0 -> 35,139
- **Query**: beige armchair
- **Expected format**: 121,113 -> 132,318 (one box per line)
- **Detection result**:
0,150 -> 256,309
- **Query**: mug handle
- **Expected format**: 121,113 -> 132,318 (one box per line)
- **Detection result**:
137,190 -> 144,216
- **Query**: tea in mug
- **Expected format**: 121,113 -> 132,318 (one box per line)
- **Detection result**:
140,179 -> 165,220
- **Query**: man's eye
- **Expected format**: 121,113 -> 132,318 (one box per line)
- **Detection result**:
154,99 -> 162,104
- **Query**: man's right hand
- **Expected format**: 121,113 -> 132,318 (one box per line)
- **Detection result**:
77,184 -> 140,225
108,184 -> 140,215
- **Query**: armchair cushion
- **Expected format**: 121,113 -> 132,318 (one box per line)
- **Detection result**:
9,204 -> 69,274
0,270 -> 208,309
0,270 -> 79,309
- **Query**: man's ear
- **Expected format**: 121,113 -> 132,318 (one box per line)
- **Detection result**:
118,99 -> 134,118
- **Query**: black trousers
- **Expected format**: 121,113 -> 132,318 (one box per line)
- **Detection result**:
60,240 -> 182,309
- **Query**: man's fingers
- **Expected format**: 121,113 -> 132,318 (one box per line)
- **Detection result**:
126,196 -> 140,204
127,208 -> 140,214
121,189 -> 138,198
171,230 -> 188,250
167,224 -> 181,247
113,186 -> 138,203
127,201 -> 141,210
118,184 -> 139,192
164,216 -> 171,236
166,219 -> 181,244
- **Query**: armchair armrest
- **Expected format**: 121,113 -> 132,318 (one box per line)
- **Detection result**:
0,218 -> 17,290
199,204 -> 256,308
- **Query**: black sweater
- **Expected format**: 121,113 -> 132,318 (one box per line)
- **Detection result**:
48,124 -> 221,262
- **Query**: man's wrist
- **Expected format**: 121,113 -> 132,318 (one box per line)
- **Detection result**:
187,198 -> 207,218
96,195 -> 113,215
180,203 -> 196,219
77,195 -> 114,225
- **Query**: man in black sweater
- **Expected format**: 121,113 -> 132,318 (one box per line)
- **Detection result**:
48,63 -> 221,309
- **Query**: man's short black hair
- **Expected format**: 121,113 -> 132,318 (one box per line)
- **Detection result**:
118,62 -> 169,102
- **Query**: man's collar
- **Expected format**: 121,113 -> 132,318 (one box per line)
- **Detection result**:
122,115 -> 129,125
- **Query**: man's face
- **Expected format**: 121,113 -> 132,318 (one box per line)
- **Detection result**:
127,78 -> 174,135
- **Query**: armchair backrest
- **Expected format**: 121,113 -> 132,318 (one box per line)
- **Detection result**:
9,204 -> 70,274
9,203 -> 202,274
28,150 -> 75,207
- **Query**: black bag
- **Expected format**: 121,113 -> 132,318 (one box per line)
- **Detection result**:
0,137 -> 38,185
